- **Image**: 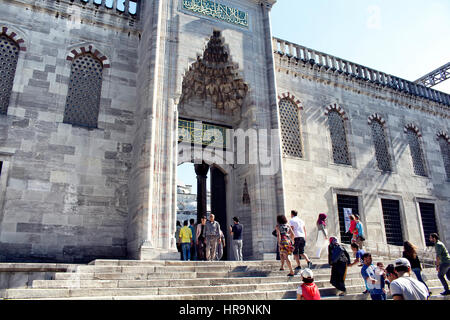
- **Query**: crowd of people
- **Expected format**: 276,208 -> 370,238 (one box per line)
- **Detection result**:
175,214 -> 244,261
273,211 -> 450,301
176,211 -> 450,301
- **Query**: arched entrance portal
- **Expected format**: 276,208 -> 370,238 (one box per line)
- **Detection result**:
176,160 -> 229,260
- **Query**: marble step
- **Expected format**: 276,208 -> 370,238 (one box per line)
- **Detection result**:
3,281 -> 367,300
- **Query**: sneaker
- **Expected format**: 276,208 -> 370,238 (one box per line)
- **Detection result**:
440,290 -> 450,296
338,291 -> 346,296
362,290 -> 369,294
287,273 -> 295,277
295,266 -> 302,270
307,261 -> 313,269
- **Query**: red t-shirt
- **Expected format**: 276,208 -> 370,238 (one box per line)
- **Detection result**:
297,282 -> 321,300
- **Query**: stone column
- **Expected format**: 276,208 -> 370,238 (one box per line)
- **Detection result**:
195,163 -> 210,223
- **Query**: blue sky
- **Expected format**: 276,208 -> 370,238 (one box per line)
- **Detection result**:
270,0 -> 450,93
177,1 -> 450,191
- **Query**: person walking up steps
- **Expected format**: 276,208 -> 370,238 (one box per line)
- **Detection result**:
429,233 -> 450,296
230,217 -> 243,261
205,214 -> 221,261
289,210 -> 313,270
314,213 -> 328,259
328,237 -> 350,296
196,216 -> 207,261
402,241 -> 431,294
361,253 -> 386,300
179,220 -> 193,261
276,214 -> 295,277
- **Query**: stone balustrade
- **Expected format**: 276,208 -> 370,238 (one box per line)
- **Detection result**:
74,0 -> 139,16
273,37 -> 450,107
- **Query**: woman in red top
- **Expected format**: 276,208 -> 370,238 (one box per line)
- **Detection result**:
297,268 -> 321,300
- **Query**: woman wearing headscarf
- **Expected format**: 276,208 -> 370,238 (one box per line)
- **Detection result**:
328,236 -> 351,296
314,213 -> 328,258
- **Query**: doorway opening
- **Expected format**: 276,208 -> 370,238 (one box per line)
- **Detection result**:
176,162 -> 228,260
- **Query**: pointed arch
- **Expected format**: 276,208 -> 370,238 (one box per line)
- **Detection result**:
66,44 -> 111,68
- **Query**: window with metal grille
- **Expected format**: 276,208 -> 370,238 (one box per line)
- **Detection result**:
371,120 -> 391,171
328,111 -> 351,165
438,136 -> 450,179
418,202 -> 438,247
0,35 -> 19,115
337,194 -> 359,244
279,98 -> 303,158
406,128 -> 427,176
63,53 -> 103,128
381,199 -> 403,246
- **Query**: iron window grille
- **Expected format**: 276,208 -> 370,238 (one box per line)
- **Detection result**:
406,128 -> 427,177
0,35 -> 19,115
370,120 -> 392,172
63,53 -> 104,129
328,110 -> 351,165
279,98 -> 303,158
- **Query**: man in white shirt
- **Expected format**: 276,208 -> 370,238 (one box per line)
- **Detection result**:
390,258 -> 429,300
289,210 -> 312,270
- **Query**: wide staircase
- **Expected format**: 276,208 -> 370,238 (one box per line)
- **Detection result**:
0,255 -> 448,300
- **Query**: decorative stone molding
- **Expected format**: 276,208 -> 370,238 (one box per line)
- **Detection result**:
180,31 -> 248,113
436,130 -> 450,143
66,45 -> 111,68
367,113 -> 387,127
324,103 -> 348,120
278,92 -> 303,110
0,26 -> 26,52
404,123 -> 422,137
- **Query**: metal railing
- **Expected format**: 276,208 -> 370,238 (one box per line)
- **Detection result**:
272,37 -> 450,107
341,240 -> 436,268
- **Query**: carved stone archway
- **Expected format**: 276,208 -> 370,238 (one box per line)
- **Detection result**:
180,30 -> 248,113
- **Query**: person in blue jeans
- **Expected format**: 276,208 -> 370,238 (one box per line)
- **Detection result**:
349,243 -> 369,294
402,241 -> 430,294
361,253 -> 386,300
179,220 -> 193,261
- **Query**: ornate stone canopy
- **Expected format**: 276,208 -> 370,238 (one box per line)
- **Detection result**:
180,31 -> 248,113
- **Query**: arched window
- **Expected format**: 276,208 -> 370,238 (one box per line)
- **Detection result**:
437,134 -> 450,179
63,53 -> 104,128
279,98 -> 303,158
328,110 -> 350,165
405,127 -> 427,176
0,34 -> 20,115
370,120 -> 391,171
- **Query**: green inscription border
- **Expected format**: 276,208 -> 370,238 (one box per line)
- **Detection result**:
182,0 -> 249,28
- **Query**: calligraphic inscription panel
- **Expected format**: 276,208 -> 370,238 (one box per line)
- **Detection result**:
178,119 -> 228,149
182,0 -> 249,28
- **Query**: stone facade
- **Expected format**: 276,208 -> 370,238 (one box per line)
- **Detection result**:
0,0 -> 448,263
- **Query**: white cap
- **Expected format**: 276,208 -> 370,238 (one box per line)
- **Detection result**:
301,268 -> 314,279
394,258 -> 411,268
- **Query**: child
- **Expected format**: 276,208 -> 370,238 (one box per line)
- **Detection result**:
375,262 -> 386,295
296,268 -> 321,300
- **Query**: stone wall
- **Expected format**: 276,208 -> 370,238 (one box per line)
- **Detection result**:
274,50 -> 450,253
0,0 -> 139,262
